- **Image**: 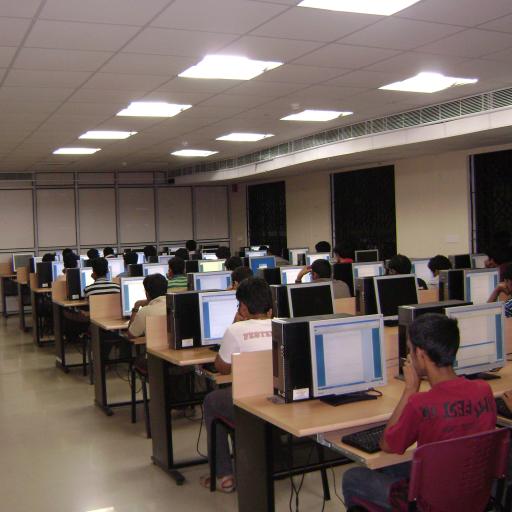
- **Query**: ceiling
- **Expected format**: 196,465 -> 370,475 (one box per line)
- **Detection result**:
2,0 -> 512,174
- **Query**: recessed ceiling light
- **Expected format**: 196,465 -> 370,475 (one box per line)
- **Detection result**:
53,147 -> 101,155
178,55 -> 282,80
79,131 -> 137,140
116,102 -> 191,117
281,109 -> 353,122
379,72 -> 478,93
171,149 -> 218,157
297,0 -> 421,16
216,133 -> 274,142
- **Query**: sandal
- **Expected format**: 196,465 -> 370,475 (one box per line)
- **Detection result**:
200,474 -> 236,493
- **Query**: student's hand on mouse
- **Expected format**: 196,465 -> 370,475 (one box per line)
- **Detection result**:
403,355 -> 420,393
503,391 -> 512,411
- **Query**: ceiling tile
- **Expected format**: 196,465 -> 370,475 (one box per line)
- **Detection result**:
227,80 -> 306,98
101,53 -> 195,76
291,84 -> 368,102
123,27 -> 238,57
325,70 -> 398,89
197,94 -> 269,109
0,17 -> 32,45
338,18 -> 463,50
485,46 -> 512,62
54,102 -> 124,117
0,0 -> 43,18
4,69 -> 91,88
14,48 -> 112,72
0,99 -> 61,114
157,77 -> 240,94
255,64 -> 346,84
152,0 -> 288,34
25,20 -> 139,51
40,0 -> 171,26
0,85 -> 75,102
251,8 -> 380,42
450,58 -> 512,82
69,88 -> 149,103
0,47 -> 17,67
478,14 -> 512,33
143,89 -> 211,105
82,72 -> 168,91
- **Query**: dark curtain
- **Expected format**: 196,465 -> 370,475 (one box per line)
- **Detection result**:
332,166 -> 396,260
473,150 -> 512,253
247,181 -> 287,255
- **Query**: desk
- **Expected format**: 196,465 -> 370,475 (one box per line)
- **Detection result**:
0,273 -> 17,318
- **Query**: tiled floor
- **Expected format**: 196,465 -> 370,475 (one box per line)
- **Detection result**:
0,315 -> 349,512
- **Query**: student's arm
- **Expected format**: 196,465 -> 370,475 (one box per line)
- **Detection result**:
215,327 -> 237,374
295,266 -> 311,283
488,283 -> 509,303
503,390 -> 512,411
214,354 -> 231,375
127,300 -> 148,339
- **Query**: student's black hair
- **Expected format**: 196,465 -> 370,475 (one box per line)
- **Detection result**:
63,253 -> 78,269
225,256 -> 243,271
311,259 -> 331,278
388,254 -> 412,274
143,273 -> 168,300
409,313 -> 460,367
123,251 -> 138,266
315,241 -> 331,253
231,266 -> 253,285
169,257 -> 185,276
487,246 -> 511,266
92,257 -> 109,277
186,240 -> 197,251
175,248 -> 189,261
427,255 -> 452,274
87,248 -> 100,260
502,263 -> 512,281
62,248 -> 73,257
143,245 -> 157,258
215,246 -> 231,260
236,277 -> 272,315
333,244 -> 352,260
42,253 -> 56,263
103,247 -> 115,257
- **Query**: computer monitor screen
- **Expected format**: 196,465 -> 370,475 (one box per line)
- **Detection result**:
192,271 -> 232,291
108,258 -> 125,277
198,291 -> 238,345
121,277 -> 146,317
249,256 -> 276,274
136,252 -> 145,264
51,261 -> 64,281
305,253 -> 330,266
288,248 -> 309,266
287,282 -> 334,318
471,254 -> 487,269
374,275 -> 418,321
158,255 -> 172,265
246,250 -> 267,258
79,268 -> 94,297
445,303 -> 505,376
310,315 -> 386,398
12,253 -> 34,271
280,266 -> 312,285
201,253 -> 218,260
143,263 -> 167,277
250,245 -> 265,251
464,269 -> 499,305
198,259 -> 225,272
354,249 -> 379,263
451,254 -> 471,269
352,262 -> 384,281
411,259 -> 433,286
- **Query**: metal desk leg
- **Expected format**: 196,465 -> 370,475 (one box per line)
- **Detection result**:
54,303 -> 68,372
91,323 -> 113,416
1,277 -> 7,319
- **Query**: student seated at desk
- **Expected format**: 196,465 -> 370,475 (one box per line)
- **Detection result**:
333,243 -> 353,264
56,253 -> 79,282
315,240 -> 331,253
87,248 -> 99,260
42,253 -> 56,262
488,263 -> 512,317
167,257 -> 188,291
216,246 -> 231,260
103,247 -> 116,259
143,245 -> 157,263
230,266 -> 253,290
84,258 -> 120,297
268,245 -> 289,266
174,248 -> 189,261
295,259 -> 350,298
388,254 -> 428,290
201,277 -> 273,493
117,251 -> 138,278
342,314 -> 496,511
186,239 -> 197,255
127,273 -> 167,338
225,256 -> 242,271
427,254 -> 451,288
486,246 -> 512,280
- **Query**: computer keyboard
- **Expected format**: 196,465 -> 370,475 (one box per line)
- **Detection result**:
495,397 -> 512,419
342,424 -> 386,454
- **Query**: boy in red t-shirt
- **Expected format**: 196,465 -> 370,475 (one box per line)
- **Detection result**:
342,313 -> 497,510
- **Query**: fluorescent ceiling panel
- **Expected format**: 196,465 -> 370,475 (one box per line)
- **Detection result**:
79,131 -> 137,139
281,109 -> 353,121
379,72 -> 478,93
216,132 -> 274,141
53,147 -> 101,155
171,149 -> 218,157
297,0 -> 421,16
116,101 -> 191,117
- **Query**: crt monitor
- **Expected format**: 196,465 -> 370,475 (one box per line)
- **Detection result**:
305,253 -> 330,266
352,261 -> 384,282
464,269 -> 499,305
288,248 -> 309,266
280,266 -> 312,285
354,249 -> 379,263
143,263 -> 168,277
449,254 -> 471,269
158,255 -> 172,265
108,258 -> 125,277
445,302 -> 505,377
51,261 -> 64,281
411,259 -> 433,286
471,254 -> 487,269
287,282 -> 334,318
12,253 -> 34,271
79,267 -> 94,297
121,277 -> 146,317
191,271 -> 232,291
309,314 -> 386,398
246,250 -> 267,258
198,290 -> 238,346
198,259 -> 225,272
249,256 -> 276,274
374,274 -> 419,322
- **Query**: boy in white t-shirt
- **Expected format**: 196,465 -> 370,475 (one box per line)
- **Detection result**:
200,277 -> 273,493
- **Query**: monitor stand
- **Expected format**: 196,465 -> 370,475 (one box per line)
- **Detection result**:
320,392 -> 378,407
465,372 -> 500,381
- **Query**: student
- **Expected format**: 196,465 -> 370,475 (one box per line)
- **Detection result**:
62,248 -> 73,257
143,245 -> 157,263
215,246 -> 231,260
103,247 -> 116,259
342,314 -> 497,510
225,256 -> 243,271
118,251 -> 138,278
485,246 -> 511,280
175,248 -> 189,261
83,257 -> 120,297
201,277 -> 273,493
488,263 -> 512,317
295,259 -> 350,298
333,244 -> 354,264
267,245 -> 289,266
42,253 -> 56,262
56,253 -> 78,281
167,257 -> 188,291
230,266 -> 253,290
427,254 -> 452,287
186,239 -> 197,255
87,248 -> 100,260
315,241 -> 331,253
388,254 -> 428,290
127,273 -> 168,338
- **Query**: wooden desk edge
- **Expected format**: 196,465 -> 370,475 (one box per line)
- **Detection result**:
147,346 -> 216,366
53,299 -> 88,307
91,317 -> 129,330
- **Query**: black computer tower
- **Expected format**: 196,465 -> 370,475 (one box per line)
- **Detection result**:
438,269 -> 464,301
449,254 -> 471,269
29,257 -> 37,274
185,260 -> 199,273
148,255 -> 158,263
272,313 -> 352,403
167,291 -> 201,349
243,256 -> 249,267
257,267 -> 281,285
66,268 -> 82,300
333,262 -> 354,296
270,284 -> 290,318
355,276 -> 377,315
297,253 -> 306,266
128,263 -> 143,277
83,259 -> 93,267
36,262 -> 52,288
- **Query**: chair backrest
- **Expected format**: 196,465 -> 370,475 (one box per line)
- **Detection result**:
408,428 -> 510,512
